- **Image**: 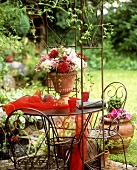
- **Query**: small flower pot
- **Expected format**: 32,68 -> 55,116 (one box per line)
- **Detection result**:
101,150 -> 109,168
99,117 -> 134,154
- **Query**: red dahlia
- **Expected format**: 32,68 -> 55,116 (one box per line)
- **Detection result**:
77,52 -> 86,61
58,62 -> 69,73
62,55 -> 67,60
49,49 -> 58,58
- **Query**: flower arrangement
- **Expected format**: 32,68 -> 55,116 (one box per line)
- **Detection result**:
35,46 -> 87,74
107,97 -> 131,120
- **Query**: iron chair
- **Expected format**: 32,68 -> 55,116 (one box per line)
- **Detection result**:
5,108 -> 78,170
84,82 -> 128,169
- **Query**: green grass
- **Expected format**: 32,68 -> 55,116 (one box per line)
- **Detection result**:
90,69 -> 137,166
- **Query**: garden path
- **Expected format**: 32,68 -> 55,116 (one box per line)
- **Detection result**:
0,159 -> 137,170
104,160 -> 137,170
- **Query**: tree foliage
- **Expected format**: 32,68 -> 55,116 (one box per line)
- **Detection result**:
104,0 -> 137,58
0,0 -> 30,37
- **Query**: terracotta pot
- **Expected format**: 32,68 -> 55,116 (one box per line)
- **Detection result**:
49,71 -> 77,104
100,117 -> 134,154
101,150 -> 109,168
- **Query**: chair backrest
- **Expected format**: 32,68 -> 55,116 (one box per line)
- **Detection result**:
5,108 -> 71,170
103,82 -> 127,119
85,82 -> 128,169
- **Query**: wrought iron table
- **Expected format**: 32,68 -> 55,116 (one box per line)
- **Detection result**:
5,106 -> 104,170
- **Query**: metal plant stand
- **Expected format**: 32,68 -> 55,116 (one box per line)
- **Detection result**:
44,1 -> 106,169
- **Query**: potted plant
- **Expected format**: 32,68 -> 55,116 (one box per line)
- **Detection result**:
100,97 -> 134,154
35,46 -> 87,104
100,149 -> 109,168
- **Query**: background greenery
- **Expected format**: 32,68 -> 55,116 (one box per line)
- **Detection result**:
1,0 -> 137,85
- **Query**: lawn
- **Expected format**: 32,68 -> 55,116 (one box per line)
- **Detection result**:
90,69 -> 137,166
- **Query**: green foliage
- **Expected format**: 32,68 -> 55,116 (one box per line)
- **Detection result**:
0,88 -> 25,105
11,12 -> 30,37
0,56 -> 9,81
23,53 -> 40,82
0,33 -> 36,84
104,0 -> 137,58
130,112 -> 137,127
107,97 -> 123,112
85,37 -> 137,70
105,137 -> 132,150
104,55 -> 137,70
34,0 -> 136,68
0,1 -> 30,37
0,34 -> 35,64
82,49 -> 101,70
82,71 -> 94,93
0,34 -> 22,54
0,91 -> 9,105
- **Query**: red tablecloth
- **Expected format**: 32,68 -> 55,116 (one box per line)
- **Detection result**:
70,114 -> 87,170
3,89 -> 69,115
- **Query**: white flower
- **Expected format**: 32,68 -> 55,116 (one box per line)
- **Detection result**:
72,57 -> 87,70
40,59 -> 53,73
64,48 -> 77,58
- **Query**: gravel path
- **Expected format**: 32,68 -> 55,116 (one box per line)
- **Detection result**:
0,159 -> 137,170
104,160 -> 137,170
